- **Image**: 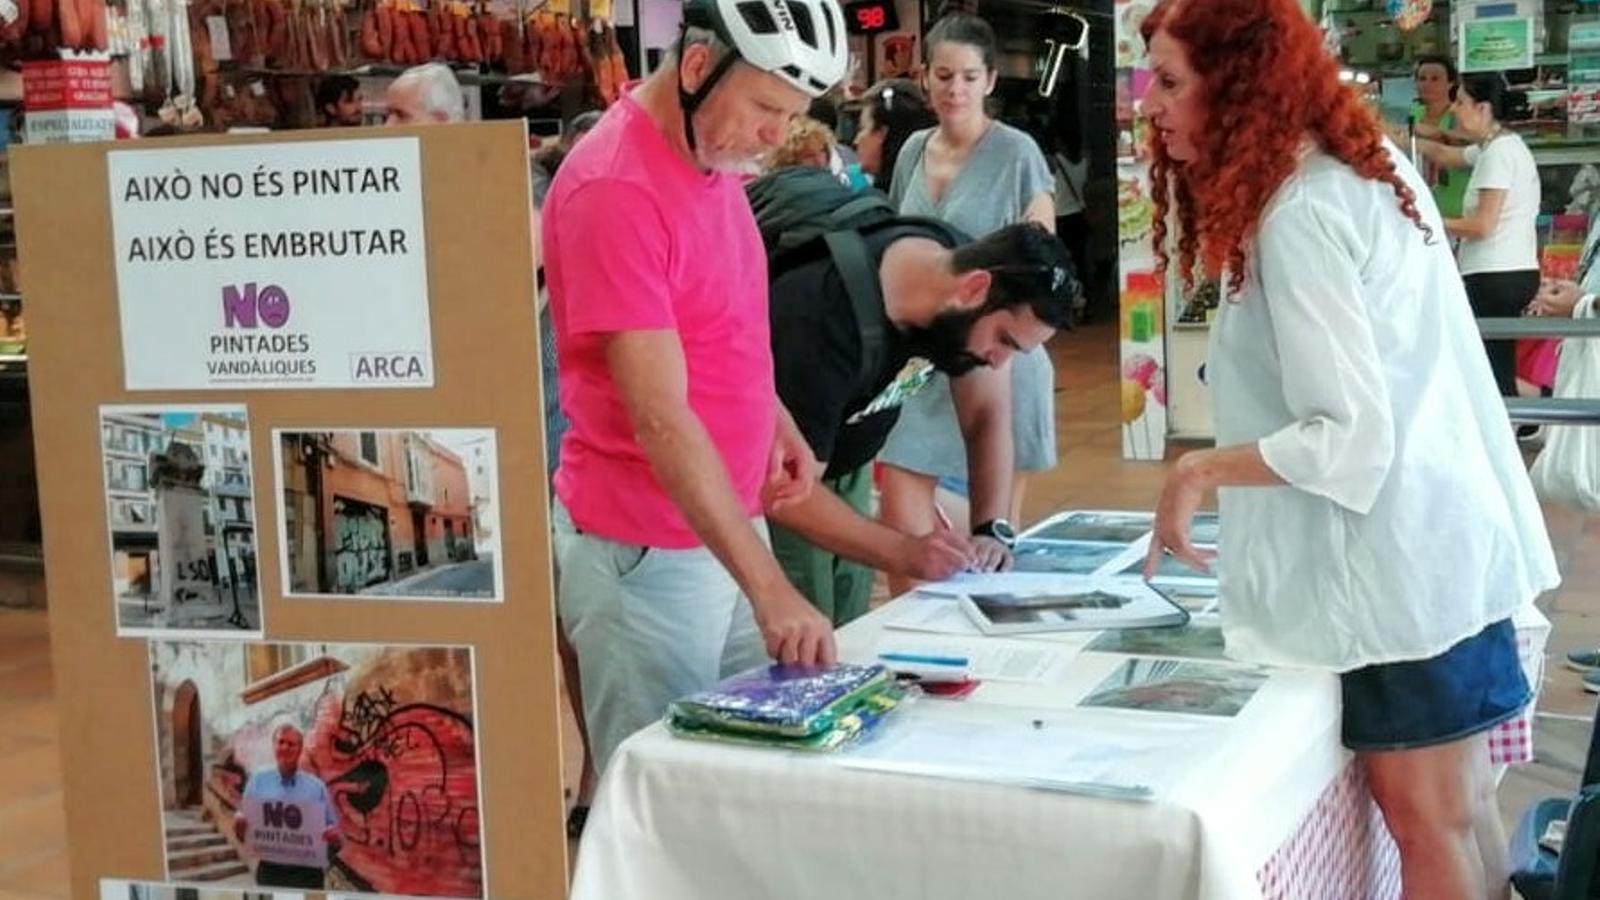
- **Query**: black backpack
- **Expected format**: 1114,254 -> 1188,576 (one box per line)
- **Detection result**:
746,166 -> 964,392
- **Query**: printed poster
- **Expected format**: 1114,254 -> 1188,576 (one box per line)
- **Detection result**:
1460,17 -> 1535,73
106,138 -> 434,390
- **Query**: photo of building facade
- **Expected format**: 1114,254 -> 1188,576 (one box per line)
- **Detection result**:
102,407 -> 261,635
278,430 -> 499,599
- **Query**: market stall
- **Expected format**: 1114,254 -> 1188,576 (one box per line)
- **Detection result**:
1114,0 -> 1600,459
569,510 -> 1551,900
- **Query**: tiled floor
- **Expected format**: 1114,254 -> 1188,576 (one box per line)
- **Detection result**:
0,608 -> 66,899
2,318 -> 1596,898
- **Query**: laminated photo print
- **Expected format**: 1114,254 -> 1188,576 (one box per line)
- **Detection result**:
147,639 -> 487,897
1010,540 -> 1129,575
100,880 -> 303,899
101,405 -> 263,640
1087,620 -> 1229,662
1080,658 -> 1268,718
274,429 -> 503,602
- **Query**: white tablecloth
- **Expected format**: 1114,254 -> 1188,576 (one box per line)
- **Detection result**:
569,601 -> 1550,900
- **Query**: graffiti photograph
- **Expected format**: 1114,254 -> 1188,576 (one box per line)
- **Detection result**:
273,429 -> 502,601
100,879 -> 303,899
147,639 -> 486,896
101,405 -> 263,639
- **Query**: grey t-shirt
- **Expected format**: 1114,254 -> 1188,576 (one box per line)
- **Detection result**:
888,122 -> 1054,235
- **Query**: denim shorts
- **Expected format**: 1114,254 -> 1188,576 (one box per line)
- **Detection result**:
1341,617 -> 1530,752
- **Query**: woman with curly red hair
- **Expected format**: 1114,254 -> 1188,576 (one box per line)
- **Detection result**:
1137,0 -> 1559,897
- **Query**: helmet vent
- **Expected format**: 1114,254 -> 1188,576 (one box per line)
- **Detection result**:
787,1 -> 818,47
735,1 -> 781,34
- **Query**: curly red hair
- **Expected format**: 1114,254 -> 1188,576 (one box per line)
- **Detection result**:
1140,0 -> 1431,294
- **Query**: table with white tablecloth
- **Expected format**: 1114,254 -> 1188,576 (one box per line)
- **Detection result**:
570,593 -> 1550,900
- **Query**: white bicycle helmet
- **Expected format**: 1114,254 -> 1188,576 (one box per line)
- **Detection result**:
687,0 -> 849,97
677,0 -> 849,149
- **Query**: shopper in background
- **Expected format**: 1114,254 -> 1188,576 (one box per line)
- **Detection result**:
766,116 -> 837,171
853,78 -> 936,193
532,110 -> 603,210
1139,1 -> 1558,897
808,93 -> 869,189
1531,214 -> 1600,321
877,10 -> 1057,594
1384,55 -> 1470,218
384,63 -> 465,125
1418,74 -> 1542,398
315,75 -> 364,127
543,0 -> 848,772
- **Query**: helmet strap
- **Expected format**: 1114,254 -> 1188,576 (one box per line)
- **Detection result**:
676,24 -> 740,156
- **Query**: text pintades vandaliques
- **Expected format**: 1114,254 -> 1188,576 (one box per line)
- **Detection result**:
207,330 -> 318,377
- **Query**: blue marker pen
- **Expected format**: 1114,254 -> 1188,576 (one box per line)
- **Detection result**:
878,652 -> 970,668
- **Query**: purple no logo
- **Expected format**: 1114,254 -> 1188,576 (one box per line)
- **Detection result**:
222,282 -> 292,329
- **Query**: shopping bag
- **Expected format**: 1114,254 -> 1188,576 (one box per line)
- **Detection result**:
1530,298 -> 1600,511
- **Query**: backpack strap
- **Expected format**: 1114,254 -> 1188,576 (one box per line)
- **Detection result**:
826,193 -> 896,229
822,218 -> 971,395
860,214 -> 968,247
773,192 -> 895,255
822,229 -> 887,396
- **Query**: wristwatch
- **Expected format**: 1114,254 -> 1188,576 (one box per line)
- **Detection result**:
972,518 -> 1017,547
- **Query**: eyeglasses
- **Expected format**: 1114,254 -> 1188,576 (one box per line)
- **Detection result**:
1038,9 -> 1090,98
989,264 -> 1074,294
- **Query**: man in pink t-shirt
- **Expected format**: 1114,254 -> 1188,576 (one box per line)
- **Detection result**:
543,0 -> 851,771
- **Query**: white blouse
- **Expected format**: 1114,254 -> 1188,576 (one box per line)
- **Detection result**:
1207,142 -> 1560,672
1458,133 -> 1541,276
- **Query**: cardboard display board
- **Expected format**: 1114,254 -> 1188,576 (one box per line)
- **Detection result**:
15,122 -> 568,899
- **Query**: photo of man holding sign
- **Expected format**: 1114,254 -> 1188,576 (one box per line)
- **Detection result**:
233,723 -> 341,889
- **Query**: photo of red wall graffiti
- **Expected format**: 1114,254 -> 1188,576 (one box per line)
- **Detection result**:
153,641 -> 484,898
312,687 -> 482,895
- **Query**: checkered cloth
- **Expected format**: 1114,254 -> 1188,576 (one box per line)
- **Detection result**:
1490,711 -> 1535,766
1256,763 -> 1402,899
1491,625 -> 1545,767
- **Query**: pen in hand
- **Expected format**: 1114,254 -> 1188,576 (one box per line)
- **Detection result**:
933,505 -> 979,572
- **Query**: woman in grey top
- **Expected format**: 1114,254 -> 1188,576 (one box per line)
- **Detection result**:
879,11 -> 1058,593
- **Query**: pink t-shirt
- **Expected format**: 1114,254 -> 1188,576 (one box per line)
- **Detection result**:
543,92 -> 776,549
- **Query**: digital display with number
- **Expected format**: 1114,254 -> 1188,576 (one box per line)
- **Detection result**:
844,0 -> 899,34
